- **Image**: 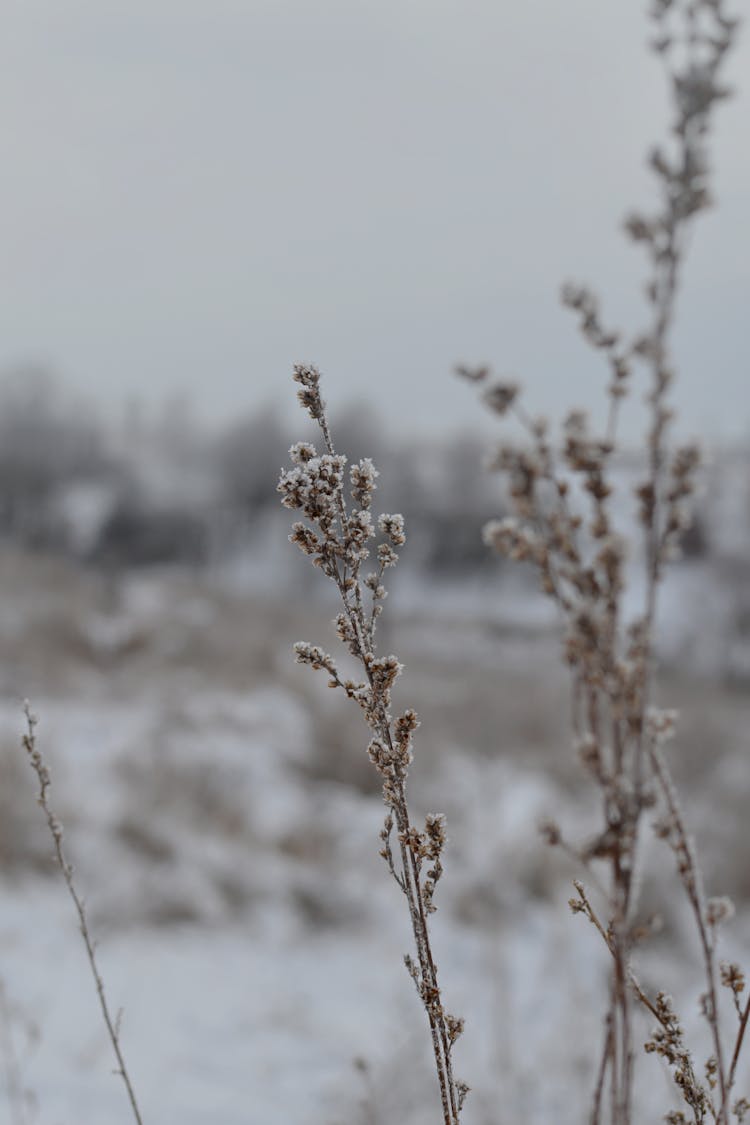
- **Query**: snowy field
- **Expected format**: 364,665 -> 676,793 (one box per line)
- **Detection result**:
1,549 -> 750,1124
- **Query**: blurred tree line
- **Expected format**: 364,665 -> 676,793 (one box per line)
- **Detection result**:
0,368 -> 503,577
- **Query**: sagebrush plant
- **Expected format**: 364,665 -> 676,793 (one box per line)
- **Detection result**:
281,2 -> 744,1123
455,1 -> 743,1123
277,366 -> 467,1124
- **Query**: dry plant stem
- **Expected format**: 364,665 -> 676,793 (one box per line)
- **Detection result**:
573,880 -> 706,1121
627,8 -> 736,1115
0,982 -> 29,1125
334,520 -> 461,1125
592,1013 -> 614,1125
650,741 -> 727,1114
350,647 -> 458,1124
728,998 -> 750,1103
460,4 -> 739,1120
279,367 -> 464,1125
21,704 -> 144,1125
319,446 -> 459,1124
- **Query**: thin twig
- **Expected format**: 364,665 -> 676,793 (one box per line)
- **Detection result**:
650,741 -> 727,1116
21,702 -> 144,1125
591,1011 -> 614,1125
727,994 -> 750,1104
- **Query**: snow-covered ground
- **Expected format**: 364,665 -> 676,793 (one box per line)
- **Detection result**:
1,552 -> 749,1124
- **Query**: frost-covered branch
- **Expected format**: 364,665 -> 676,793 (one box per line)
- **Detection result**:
279,364 -> 467,1125
21,703 -> 144,1125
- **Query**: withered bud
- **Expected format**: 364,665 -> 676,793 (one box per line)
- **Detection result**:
720,961 -> 745,995
293,641 -> 337,677
395,709 -> 420,742
483,381 -> 519,416
367,738 -> 391,772
370,654 -> 403,694
623,211 -> 656,243
350,458 -> 379,507
296,387 -> 324,421
445,1014 -> 465,1044
292,363 -> 321,389
289,441 -> 317,464
424,813 -> 447,857
539,819 -> 561,846
378,513 -> 406,547
706,896 -> 735,928
560,281 -> 596,314
377,542 -> 399,568
289,522 -> 320,556
645,707 -> 679,745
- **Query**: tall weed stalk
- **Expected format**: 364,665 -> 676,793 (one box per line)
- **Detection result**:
457,1 -> 742,1122
278,369 -> 467,1123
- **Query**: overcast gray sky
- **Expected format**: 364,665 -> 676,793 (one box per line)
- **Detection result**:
1,1 -> 748,443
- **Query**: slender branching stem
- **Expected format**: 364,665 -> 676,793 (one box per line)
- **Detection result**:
458,3 -> 740,1121
727,995 -> 750,1105
21,703 -> 144,1125
279,367 -> 465,1123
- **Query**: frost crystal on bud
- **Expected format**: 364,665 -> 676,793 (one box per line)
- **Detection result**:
293,642 -> 337,678
377,543 -> 399,568
350,458 -> 379,507
292,363 -> 321,388
378,513 -> 406,547
289,441 -> 317,464
369,654 -> 403,694
292,364 -> 324,419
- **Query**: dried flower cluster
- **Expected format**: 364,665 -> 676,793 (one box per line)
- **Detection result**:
459,2 -> 741,1122
279,363 -> 466,1125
